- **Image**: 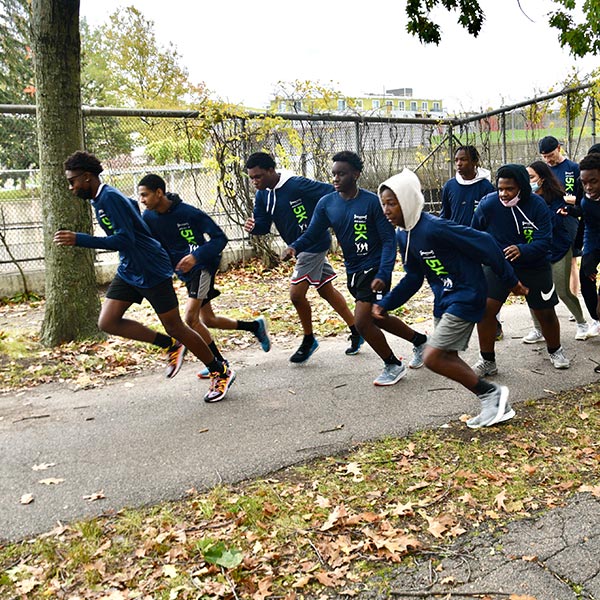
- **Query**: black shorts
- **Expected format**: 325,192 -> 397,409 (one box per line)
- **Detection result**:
484,263 -> 558,310
347,268 -> 389,303
105,275 -> 179,314
185,269 -> 222,306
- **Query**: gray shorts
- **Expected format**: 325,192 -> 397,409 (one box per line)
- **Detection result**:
185,268 -> 213,301
291,250 -> 337,289
428,312 -> 476,352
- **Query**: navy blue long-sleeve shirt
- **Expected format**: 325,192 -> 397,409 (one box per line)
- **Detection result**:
75,184 -> 173,288
142,193 -> 228,282
291,189 -> 396,282
379,213 -> 517,323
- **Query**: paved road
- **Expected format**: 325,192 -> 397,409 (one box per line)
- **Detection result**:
1,302 -> 599,547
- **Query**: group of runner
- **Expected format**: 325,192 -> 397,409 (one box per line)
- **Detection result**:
54,140 -> 600,427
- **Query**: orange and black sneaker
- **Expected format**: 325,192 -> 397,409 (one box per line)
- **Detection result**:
165,340 -> 187,379
204,366 -> 236,403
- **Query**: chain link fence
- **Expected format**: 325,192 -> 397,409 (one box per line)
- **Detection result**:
0,85 -> 597,288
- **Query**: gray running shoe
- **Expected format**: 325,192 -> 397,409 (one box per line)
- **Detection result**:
373,362 -> 407,386
466,384 -> 509,429
549,346 -> 570,369
522,328 -> 545,344
409,338 -> 427,369
472,357 -> 498,377
467,400 -> 515,429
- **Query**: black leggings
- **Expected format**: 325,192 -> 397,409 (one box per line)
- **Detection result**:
579,250 -> 600,321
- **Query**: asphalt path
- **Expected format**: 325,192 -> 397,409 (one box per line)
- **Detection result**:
1,302 -> 599,542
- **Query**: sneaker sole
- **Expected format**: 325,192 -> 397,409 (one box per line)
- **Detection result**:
408,360 -> 424,369
197,369 -> 210,380
166,346 -> 188,379
204,370 -> 236,403
373,367 -> 407,386
289,344 -> 319,364
522,337 -> 545,344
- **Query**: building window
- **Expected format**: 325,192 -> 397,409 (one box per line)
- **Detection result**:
410,101 -> 417,111
385,100 -> 393,108
372,99 -> 380,109
293,100 -> 302,112
355,99 -> 363,109
278,101 -> 286,112
337,99 -> 346,111
432,102 -> 441,111
421,101 -> 428,111
398,101 -> 405,110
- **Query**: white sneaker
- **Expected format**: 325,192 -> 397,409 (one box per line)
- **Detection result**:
586,320 -> 600,338
549,346 -> 570,369
575,322 -> 589,341
522,328 -> 545,344
471,357 -> 498,377
466,384 -> 509,429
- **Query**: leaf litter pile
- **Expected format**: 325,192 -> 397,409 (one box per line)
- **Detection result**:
1,256 -> 595,599
1,387 -> 599,598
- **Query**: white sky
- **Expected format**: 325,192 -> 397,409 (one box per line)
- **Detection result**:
79,0 -> 598,113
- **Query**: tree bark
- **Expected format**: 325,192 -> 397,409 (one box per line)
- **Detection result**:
31,0 -> 101,345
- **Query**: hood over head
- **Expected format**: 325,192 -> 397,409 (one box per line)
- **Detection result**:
378,168 -> 424,231
496,164 -> 532,201
165,192 -> 183,211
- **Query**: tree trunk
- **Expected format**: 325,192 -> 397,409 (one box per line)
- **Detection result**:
31,0 -> 101,345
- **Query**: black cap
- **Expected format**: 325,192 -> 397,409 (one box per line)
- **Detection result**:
538,136 -> 560,154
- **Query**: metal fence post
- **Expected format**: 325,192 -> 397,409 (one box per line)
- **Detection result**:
447,123 -> 453,180
592,97 -> 597,146
501,112 -> 507,164
566,93 -> 572,156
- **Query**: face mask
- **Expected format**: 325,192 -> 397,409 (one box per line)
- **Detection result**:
531,182 -> 540,193
500,194 -> 520,208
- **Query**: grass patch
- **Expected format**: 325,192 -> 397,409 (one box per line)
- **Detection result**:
1,386 -> 598,598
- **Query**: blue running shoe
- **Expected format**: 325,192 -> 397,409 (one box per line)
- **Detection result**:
255,316 -> 271,352
197,359 -> 228,380
289,338 -> 319,363
345,333 -> 364,355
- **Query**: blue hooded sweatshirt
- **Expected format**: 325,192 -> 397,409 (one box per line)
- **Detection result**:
75,184 -> 172,288
439,168 -> 495,226
376,169 -> 518,323
250,171 -> 334,252
471,164 -> 553,269
142,192 -> 228,283
291,188 -> 396,281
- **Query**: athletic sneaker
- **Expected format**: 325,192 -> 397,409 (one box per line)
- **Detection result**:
522,329 -> 545,344
289,338 -> 319,363
197,359 -> 229,380
165,341 -> 187,379
204,367 -> 236,403
575,322 -> 589,341
467,401 -> 515,429
472,357 -> 498,377
466,384 -> 509,429
373,362 -> 407,386
495,322 -> 504,341
409,338 -> 427,369
586,320 -> 600,338
255,316 -> 271,352
345,334 -> 364,355
549,346 -> 570,369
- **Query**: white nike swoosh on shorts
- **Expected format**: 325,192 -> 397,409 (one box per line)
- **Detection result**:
541,283 -> 556,302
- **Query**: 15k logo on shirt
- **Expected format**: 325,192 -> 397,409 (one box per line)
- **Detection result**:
353,214 -> 369,255
564,171 -> 575,194
291,198 -> 309,232
97,209 -> 114,233
419,249 -> 451,285
178,222 -> 198,252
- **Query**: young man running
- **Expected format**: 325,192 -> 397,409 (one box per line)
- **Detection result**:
439,145 -> 502,339
283,151 -> 427,385
471,163 -> 570,375
244,152 -> 361,363
138,174 -> 270,379
54,151 -> 235,403
374,168 -> 527,427
564,152 -> 600,371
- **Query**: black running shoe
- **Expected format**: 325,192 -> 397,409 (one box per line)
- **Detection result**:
289,338 -> 319,363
